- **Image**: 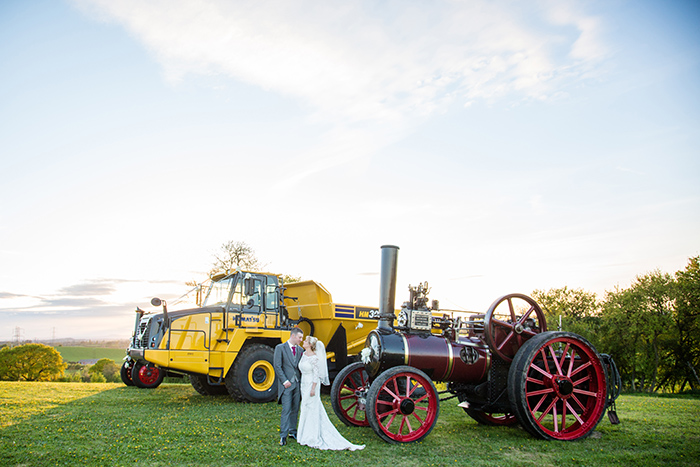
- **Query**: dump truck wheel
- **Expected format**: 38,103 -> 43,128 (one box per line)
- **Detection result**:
190,374 -> 229,396
131,361 -> 164,389
331,362 -> 370,427
508,331 -> 607,440
226,344 -> 277,403
120,360 -> 135,386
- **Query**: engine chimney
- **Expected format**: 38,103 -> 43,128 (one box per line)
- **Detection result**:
377,245 -> 399,333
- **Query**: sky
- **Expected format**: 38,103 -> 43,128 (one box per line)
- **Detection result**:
1,0 -> 698,342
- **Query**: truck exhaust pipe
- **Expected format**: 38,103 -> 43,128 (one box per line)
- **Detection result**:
378,245 -> 399,333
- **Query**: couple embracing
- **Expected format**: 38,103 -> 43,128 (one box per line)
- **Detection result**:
273,327 -> 365,451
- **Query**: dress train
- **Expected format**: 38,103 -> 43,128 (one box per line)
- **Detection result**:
296,354 -> 365,451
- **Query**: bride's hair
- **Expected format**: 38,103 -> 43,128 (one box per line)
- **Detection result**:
306,336 -> 318,351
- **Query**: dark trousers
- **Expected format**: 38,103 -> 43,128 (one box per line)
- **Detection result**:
279,382 -> 300,438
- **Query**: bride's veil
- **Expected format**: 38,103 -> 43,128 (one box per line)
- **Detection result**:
315,340 -> 331,386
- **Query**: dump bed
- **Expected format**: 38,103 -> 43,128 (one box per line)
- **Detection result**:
284,280 -> 382,356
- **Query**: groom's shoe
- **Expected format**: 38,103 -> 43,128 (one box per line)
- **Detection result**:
279,437 -> 287,446
288,434 -> 297,441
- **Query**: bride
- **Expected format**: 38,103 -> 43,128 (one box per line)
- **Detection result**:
297,336 -> 365,451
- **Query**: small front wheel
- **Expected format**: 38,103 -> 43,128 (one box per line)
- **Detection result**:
131,361 -> 164,389
120,360 -> 135,386
366,366 -> 439,443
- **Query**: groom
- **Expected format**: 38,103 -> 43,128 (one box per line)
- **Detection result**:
273,327 -> 304,446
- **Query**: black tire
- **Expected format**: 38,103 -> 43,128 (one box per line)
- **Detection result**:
331,362 -> 370,427
190,373 -> 229,396
295,317 -> 314,337
366,366 -> 439,444
120,360 -> 135,386
508,331 -> 608,441
225,344 -> 277,403
131,361 -> 164,389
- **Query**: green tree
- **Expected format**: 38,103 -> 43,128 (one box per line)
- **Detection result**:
0,347 -> 13,380
600,271 -> 675,392
531,287 -> 601,347
89,358 -> 120,383
670,256 -> 700,390
600,286 -> 638,390
634,271 -> 675,392
0,344 -> 67,381
90,372 -> 107,383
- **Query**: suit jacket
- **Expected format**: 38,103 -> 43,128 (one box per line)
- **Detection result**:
274,341 -> 303,402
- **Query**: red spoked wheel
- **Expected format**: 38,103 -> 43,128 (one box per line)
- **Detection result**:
131,361 -> 164,389
465,408 -> 518,427
331,362 -> 370,427
367,366 -> 439,443
508,331 -> 608,440
484,294 -> 547,362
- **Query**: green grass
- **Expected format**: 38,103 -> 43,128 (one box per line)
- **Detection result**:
54,346 -> 127,363
1,383 -> 698,467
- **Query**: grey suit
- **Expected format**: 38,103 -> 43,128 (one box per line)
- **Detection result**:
274,341 -> 303,439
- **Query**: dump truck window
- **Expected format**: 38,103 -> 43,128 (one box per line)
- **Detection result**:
230,280 -> 244,308
265,283 -> 278,310
204,277 -> 233,306
249,279 -> 262,307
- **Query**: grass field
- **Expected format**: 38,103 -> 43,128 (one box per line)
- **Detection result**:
1,382 -> 698,467
54,346 -> 127,363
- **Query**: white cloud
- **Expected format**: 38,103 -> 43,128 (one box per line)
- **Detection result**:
74,0 -> 606,125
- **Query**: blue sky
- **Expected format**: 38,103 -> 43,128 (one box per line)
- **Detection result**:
1,0 -> 698,341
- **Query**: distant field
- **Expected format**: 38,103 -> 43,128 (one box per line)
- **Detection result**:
54,346 -> 126,363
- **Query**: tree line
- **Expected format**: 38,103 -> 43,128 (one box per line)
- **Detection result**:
2,249 -> 698,393
532,255 -> 700,393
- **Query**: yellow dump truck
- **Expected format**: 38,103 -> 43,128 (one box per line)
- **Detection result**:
121,270 -> 382,402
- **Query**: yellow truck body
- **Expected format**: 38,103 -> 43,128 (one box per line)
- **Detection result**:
124,271 -> 384,402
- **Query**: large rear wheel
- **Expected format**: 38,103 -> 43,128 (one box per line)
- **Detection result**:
226,344 -> 277,402
366,366 -> 439,443
508,331 -> 607,440
331,362 -> 370,427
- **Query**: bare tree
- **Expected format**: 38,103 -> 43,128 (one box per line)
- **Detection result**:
281,274 -> 302,284
211,241 -> 262,274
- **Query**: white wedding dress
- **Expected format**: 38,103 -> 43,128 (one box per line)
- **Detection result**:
297,353 -> 365,451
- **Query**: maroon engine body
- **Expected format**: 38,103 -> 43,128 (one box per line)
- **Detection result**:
364,330 -> 490,384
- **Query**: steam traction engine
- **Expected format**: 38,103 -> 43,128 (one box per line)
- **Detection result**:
330,246 -> 620,443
